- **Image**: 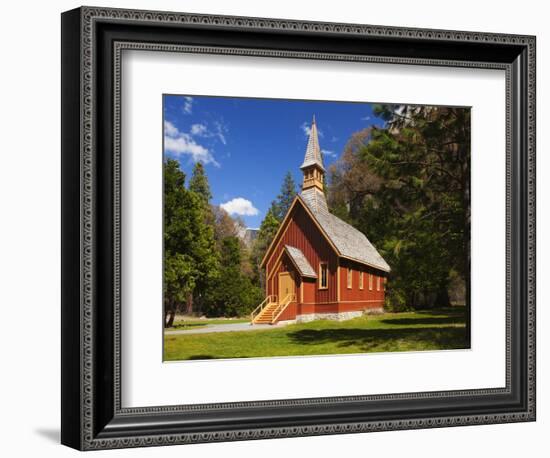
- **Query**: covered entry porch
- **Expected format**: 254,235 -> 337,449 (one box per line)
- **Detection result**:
250,245 -> 316,324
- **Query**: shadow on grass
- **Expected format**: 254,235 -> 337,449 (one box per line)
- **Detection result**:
187,354 -> 215,360
416,306 -> 466,315
288,326 -> 468,352
380,316 -> 464,326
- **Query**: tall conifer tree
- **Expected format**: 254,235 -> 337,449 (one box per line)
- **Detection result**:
250,209 -> 280,288
189,162 -> 212,204
270,171 -> 297,221
163,160 -> 219,325
327,105 -> 471,344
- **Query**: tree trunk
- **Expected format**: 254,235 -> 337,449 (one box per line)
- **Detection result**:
186,292 -> 194,315
435,282 -> 451,308
195,294 -> 202,317
165,309 -> 175,328
409,291 -> 418,309
164,298 -> 176,328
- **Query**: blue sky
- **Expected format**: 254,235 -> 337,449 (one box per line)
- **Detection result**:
163,95 -> 386,228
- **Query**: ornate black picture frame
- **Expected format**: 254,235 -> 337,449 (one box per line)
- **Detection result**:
61,6 -> 536,450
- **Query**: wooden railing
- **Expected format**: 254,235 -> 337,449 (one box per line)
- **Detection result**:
250,295 -> 277,323
271,293 -> 296,324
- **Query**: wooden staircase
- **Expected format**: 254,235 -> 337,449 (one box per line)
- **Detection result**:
250,294 -> 295,325
252,302 -> 280,324
250,295 -> 277,325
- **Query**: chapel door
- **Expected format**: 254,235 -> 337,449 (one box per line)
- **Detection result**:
278,272 -> 295,303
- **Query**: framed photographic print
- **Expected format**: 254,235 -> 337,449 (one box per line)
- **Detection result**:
61,6 -> 536,450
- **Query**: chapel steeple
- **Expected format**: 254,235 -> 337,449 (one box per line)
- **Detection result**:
300,116 -> 325,192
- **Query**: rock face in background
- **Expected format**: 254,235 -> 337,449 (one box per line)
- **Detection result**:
238,227 -> 259,248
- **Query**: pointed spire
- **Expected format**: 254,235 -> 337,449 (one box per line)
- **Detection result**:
300,116 -> 325,192
300,115 -> 325,171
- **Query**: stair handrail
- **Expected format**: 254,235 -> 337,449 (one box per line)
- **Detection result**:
271,293 -> 296,324
250,295 -> 277,322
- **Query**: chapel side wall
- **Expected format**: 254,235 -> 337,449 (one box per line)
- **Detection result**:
339,259 -> 386,308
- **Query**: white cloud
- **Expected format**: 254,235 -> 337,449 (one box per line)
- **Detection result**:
213,121 -> 228,145
322,149 -> 337,158
220,198 -> 259,216
190,123 -> 207,136
183,96 -> 193,114
361,115 -> 371,121
301,122 -> 324,138
164,120 -> 179,137
164,135 -> 218,166
190,121 -> 228,145
164,121 -> 219,166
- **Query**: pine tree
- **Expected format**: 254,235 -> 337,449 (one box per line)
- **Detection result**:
163,160 -> 195,326
327,105 -> 470,340
249,171 -> 296,285
270,171 -> 297,221
220,236 -> 242,268
250,209 -> 280,288
188,162 -> 212,204
202,236 -> 263,317
163,160 -> 219,326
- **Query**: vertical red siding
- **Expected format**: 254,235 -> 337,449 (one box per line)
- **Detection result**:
302,278 -> 316,303
264,201 -> 387,319
266,204 -> 338,303
277,302 -> 298,322
339,259 -> 386,308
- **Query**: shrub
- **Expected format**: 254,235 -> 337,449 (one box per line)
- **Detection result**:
384,288 -> 411,312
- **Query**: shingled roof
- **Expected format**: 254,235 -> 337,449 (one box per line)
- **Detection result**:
300,116 -> 325,171
284,245 -> 317,278
300,187 -> 391,273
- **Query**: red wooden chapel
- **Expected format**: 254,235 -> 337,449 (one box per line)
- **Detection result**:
252,117 -> 390,324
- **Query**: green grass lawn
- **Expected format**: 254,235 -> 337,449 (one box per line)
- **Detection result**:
164,307 -> 468,361
170,317 -> 250,331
